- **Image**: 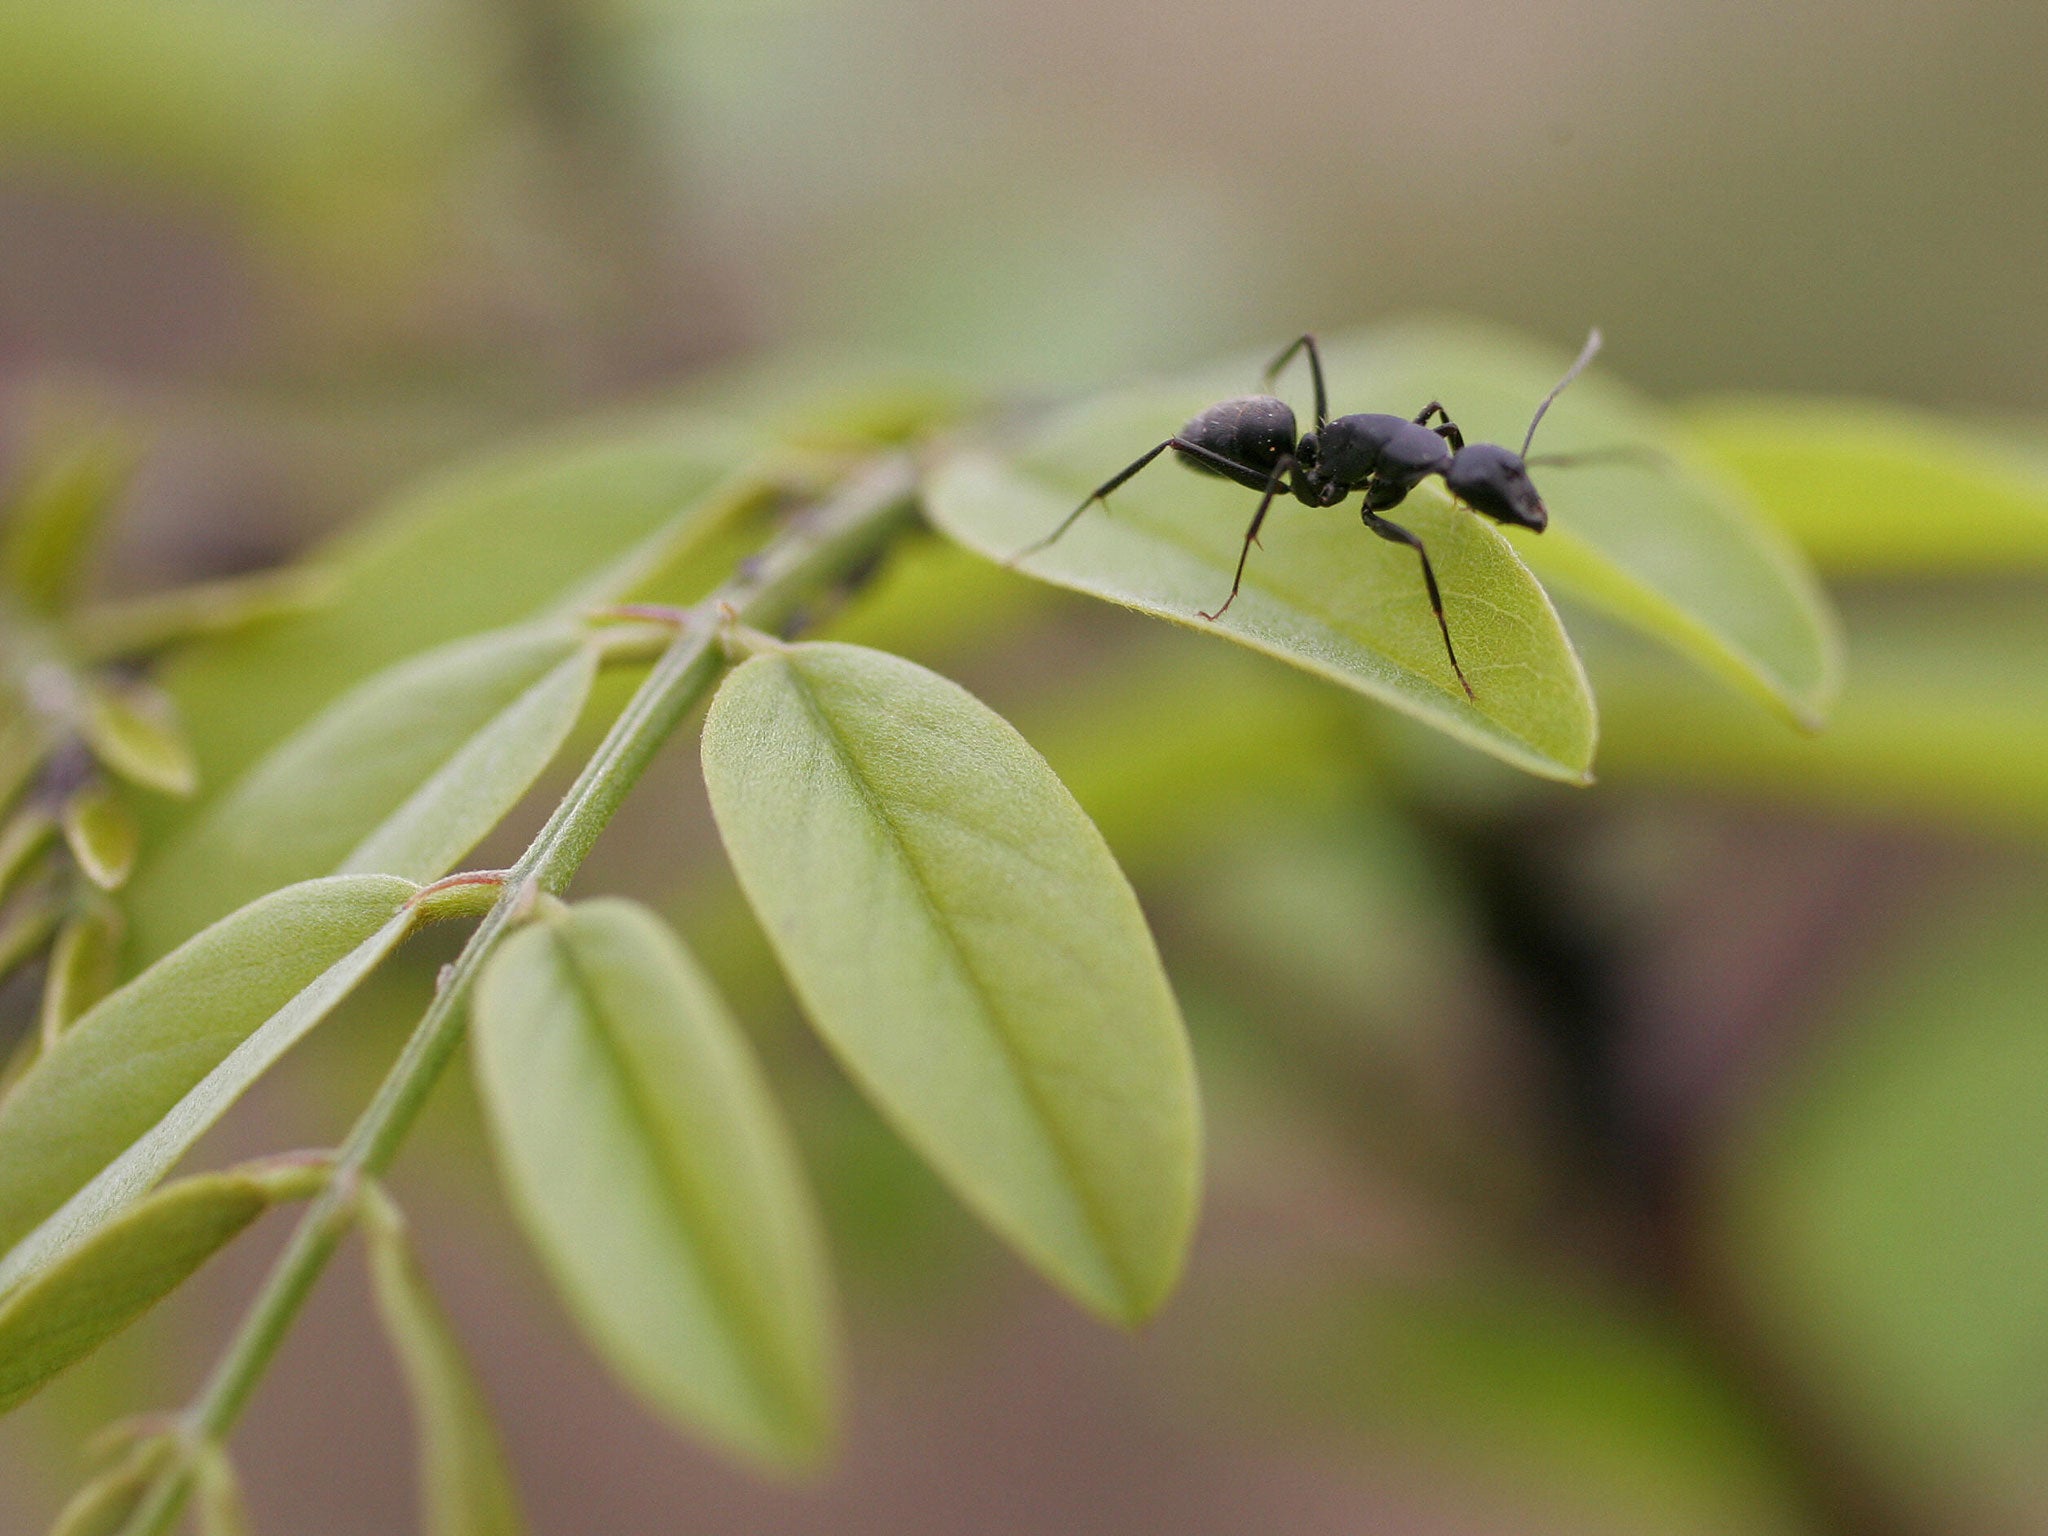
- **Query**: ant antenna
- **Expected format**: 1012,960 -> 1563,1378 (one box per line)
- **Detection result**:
1521,328 -> 1602,457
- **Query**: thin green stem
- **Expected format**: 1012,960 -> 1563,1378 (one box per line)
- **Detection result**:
116,456 -> 919,1535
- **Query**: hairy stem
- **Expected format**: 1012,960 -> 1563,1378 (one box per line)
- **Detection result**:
116,457 -> 919,1535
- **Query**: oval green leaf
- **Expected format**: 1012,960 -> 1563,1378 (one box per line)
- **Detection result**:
701,642 -> 1202,1324
129,626 -> 596,962
362,1188 -> 528,1536
1688,397 -> 2048,576
39,900 -> 121,1043
1,429 -> 130,617
1589,588 -> 2048,836
0,889 -> 415,1296
0,873 -> 415,1267
79,678 -> 197,798
472,898 -> 836,1469
156,420 -> 758,798
60,783 -> 136,891
926,442 -> 1596,783
1315,320 -> 1842,726
0,1159 -> 314,1414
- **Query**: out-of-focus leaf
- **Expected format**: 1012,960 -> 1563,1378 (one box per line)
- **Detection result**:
0,873 -> 61,980
78,679 -> 196,798
155,422 -> 758,799
702,642 -> 1201,1324
0,895 -> 415,1298
0,430 -> 130,616
0,700 -> 49,813
191,1445 -> 251,1536
66,567 -> 332,663
1004,639 -> 1358,876
1590,589 -> 2048,834
1239,1277 -> 1802,1536
0,0 -> 476,282
129,626 -> 596,962
1688,398 -> 2048,575
46,1435 -> 176,1536
0,874 -> 414,1270
59,783 -> 136,891
926,445 -> 1597,784
361,1188 -> 528,1535
38,900 -> 121,1045
472,899 -> 836,1469
0,1158 -> 318,1412
1720,889 -> 2048,1523
0,804 -> 57,900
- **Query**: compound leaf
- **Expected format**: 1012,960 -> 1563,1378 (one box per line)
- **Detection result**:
701,642 -> 1201,1324
472,899 -> 836,1469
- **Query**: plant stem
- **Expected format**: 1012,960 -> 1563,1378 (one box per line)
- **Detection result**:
117,456 -> 920,1536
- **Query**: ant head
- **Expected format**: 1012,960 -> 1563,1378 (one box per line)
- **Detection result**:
1445,443 -> 1546,531
1294,430 -> 1320,467
1446,326 -> 1600,533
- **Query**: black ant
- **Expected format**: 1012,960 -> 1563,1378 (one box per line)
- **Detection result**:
1016,329 -> 1604,699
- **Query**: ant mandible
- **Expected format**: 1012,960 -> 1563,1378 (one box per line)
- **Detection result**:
1016,328 -> 1604,699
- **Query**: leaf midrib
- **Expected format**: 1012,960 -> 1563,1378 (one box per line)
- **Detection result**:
545,922 -> 804,1444
774,654 -> 1140,1318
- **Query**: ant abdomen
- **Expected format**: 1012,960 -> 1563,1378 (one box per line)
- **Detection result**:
1174,396 -> 1296,491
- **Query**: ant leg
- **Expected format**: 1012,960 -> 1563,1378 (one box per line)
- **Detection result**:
1263,335 -> 1329,428
1412,401 -> 1465,451
1200,457 -> 1296,622
1013,437 -> 1277,562
1361,510 -> 1474,699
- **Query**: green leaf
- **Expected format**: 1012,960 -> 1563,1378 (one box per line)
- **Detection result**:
0,803 -> 58,901
129,626 -> 597,962
38,900 -> 122,1044
0,897 -> 414,1299
0,1158 -> 316,1413
1720,889 -> 2048,1518
77,679 -> 197,798
60,782 -> 136,891
472,899 -> 837,1469
925,445 -> 1597,784
192,1445 -> 252,1536
46,1435 -> 177,1536
1589,588 -> 2048,835
0,874 -> 415,1270
1688,397 -> 2048,575
155,422 -> 757,797
0,873 -> 62,982
361,1188 -> 528,1536
1,430 -> 131,616
66,566 -> 331,663
701,642 -> 1201,1323
932,316 -> 1841,736
1322,320 -> 1841,726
